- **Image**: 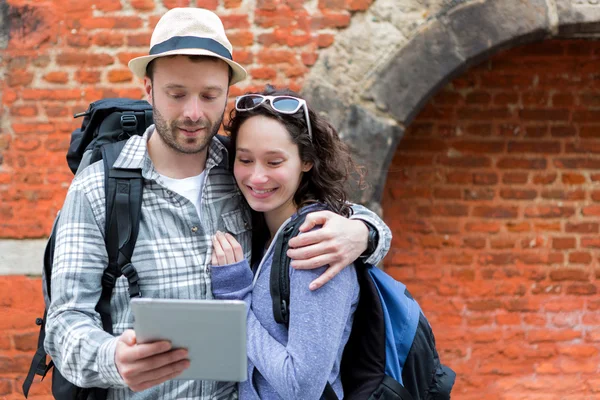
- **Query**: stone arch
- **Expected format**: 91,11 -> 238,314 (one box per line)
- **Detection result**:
303,0 -> 600,212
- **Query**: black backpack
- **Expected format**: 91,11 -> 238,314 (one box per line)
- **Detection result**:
270,210 -> 456,400
23,98 -> 233,399
23,99 -> 153,399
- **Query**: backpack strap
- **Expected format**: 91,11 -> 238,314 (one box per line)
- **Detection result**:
95,141 -> 144,334
22,215 -> 61,398
270,214 -> 307,327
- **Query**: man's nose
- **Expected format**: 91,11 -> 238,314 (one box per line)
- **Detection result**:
183,97 -> 203,122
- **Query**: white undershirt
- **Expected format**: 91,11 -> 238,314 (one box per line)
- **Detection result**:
159,171 -> 206,218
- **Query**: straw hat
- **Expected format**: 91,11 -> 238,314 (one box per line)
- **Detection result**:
128,8 -> 247,85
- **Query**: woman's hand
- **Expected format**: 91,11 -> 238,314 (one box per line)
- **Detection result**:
211,231 -> 244,266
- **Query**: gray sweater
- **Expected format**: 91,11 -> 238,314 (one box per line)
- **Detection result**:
211,207 -> 360,399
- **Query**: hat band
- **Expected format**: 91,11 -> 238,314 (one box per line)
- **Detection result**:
149,36 -> 232,60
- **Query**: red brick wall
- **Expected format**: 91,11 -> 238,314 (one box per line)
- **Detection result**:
382,39 -> 600,398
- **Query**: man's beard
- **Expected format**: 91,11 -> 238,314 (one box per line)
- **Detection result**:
153,105 -> 223,155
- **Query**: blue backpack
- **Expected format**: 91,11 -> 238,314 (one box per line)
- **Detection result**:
270,212 -> 456,400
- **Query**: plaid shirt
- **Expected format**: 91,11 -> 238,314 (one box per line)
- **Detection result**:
44,126 -> 391,400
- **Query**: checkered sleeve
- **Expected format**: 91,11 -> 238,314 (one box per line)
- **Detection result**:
43,171 -> 127,389
349,203 -> 392,266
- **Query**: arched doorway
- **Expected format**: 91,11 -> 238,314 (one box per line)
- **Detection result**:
382,38 -> 600,398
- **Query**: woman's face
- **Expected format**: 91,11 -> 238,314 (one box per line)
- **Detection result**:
234,115 -> 312,219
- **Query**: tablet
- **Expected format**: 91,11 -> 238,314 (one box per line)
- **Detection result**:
130,298 -> 247,382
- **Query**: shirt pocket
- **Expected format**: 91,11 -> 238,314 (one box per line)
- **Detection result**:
221,209 -> 251,235
220,209 -> 253,259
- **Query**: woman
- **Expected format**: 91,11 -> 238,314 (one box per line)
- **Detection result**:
210,87 -> 361,399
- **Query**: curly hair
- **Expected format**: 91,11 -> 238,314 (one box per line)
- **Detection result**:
225,86 -> 363,218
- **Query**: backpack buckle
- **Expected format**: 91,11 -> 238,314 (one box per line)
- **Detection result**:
120,113 -> 138,134
121,263 -> 138,283
101,272 -> 117,288
121,263 -> 142,298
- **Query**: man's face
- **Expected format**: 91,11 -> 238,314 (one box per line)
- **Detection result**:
144,56 -> 230,155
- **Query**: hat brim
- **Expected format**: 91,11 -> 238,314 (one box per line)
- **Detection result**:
128,48 -> 247,85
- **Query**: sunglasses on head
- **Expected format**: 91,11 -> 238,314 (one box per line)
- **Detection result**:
234,94 -> 313,141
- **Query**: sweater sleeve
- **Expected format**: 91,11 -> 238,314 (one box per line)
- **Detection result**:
212,259 -> 358,400
348,203 -> 392,266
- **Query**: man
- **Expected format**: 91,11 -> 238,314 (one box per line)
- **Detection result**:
44,7 -> 391,399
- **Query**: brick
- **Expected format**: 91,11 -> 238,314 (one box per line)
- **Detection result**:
96,0 -> 123,10
551,125 -> 576,138
500,189 -> 537,200
284,64 -> 308,78
13,331 -> 38,352
312,12 -> 351,29
438,155 -> 491,168
497,158 -> 547,170
524,206 -> 575,218
533,172 -> 557,184
556,158 -> 600,170
464,237 -> 486,249
568,252 -> 593,264
507,141 -> 561,154
502,172 -> 529,184
528,329 -> 582,343
491,238 -> 516,249
466,299 -> 502,312
566,283 -> 597,295
524,125 -> 548,137
7,70 -> 34,87
224,0 -> 243,7
10,105 -> 38,117
43,71 -> 69,84
131,0 -> 155,10
228,31 -> 254,47
75,70 -> 101,84
582,205 -> 600,217
473,172 -> 498,185
80,16 -> 143,30
478,253 -> 514,266
107,69 -> 133,83
522,91 -> 549,106
249,67 -> 277,80
464,188 -> 495,201
257,49 -> 297,64
446,172 -> 472,184
552,237 -> 576,250
95,32 -> 125,47
67,34 -> 93,47
550,268 -> 589,281
473,206 -> 518,219
57,53 -> 114,67
566,223 -> 598,234
0,378 -> 11,395
433,188 -> 461,199
466,222 -> 501,233
417,204 -> 469,217
573,110 -> 600,123
541,189 -> 585,201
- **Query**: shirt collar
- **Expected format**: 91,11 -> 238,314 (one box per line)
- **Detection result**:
112,125 -> 231,180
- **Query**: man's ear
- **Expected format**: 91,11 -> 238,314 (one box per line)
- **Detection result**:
302,162 -> 313,173
144,77 -> 153,105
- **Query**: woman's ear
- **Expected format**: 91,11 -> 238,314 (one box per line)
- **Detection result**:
302,161 -> 313,173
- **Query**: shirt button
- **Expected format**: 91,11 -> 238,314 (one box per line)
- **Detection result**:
191,226 -> 198,233
167,190 -> 173,196
206,266 -> 211,274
